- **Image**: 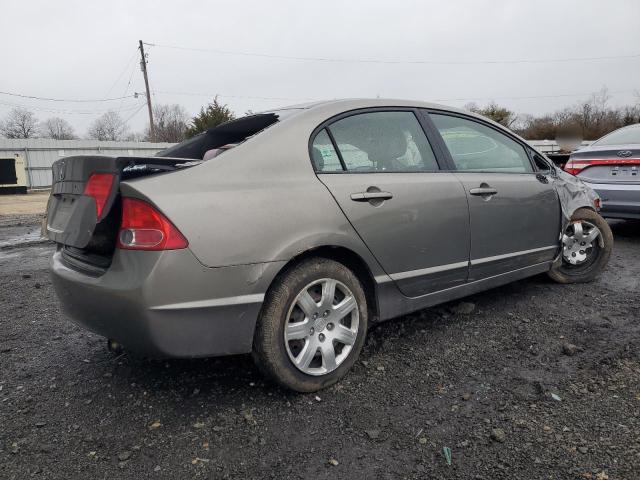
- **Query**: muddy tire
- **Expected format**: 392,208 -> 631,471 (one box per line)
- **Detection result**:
548,208 -> 613,284
252,258 -> 368,392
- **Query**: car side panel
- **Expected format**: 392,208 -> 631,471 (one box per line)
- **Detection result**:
318,172 -> 470,297
120,127 -> 388,281
453,173 -> 561,280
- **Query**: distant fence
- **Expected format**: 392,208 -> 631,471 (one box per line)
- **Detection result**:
0,138 -> 593,189
0,139 -> 175,188
527,140 -> 592,154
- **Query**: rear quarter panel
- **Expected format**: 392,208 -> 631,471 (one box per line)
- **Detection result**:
120,118 -> 387,278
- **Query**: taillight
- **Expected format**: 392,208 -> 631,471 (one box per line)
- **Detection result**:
564,157 -> 640,176
84,173 -> 115,218
117,198 -> 188,251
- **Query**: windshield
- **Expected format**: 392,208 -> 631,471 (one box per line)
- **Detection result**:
158,108 -> 301,159
592,124 -> 640,146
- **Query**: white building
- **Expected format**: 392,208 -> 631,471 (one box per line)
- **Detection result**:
0,138 -> 174,189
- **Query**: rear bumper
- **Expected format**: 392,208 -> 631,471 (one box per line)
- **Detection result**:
51,247 -> 285,358
585,181 -> 640,219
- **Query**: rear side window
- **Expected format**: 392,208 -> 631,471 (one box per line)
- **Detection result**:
592,125 -> 640,146
311,129 -> 343,172
430,113 -> 533,173
317,111 -> 439,173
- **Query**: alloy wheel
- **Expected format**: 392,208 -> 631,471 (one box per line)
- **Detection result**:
562,220 -> 601,266
284,278 -> 359,376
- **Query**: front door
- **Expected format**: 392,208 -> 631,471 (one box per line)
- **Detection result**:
427,112 -> 561,281
311,110 -> 470,297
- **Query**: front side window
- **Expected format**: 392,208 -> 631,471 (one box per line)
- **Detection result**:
320,111 -> 439,173
430,113 -> 533,173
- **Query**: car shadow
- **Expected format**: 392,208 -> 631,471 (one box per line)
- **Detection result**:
103,277 -> 539,400
608,218 -> 640,238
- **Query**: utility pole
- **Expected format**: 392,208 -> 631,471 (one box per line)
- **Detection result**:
139,40 -> 155,141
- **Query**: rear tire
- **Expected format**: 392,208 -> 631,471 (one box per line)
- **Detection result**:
548,208 -> 613,284
252,258 -> 368,392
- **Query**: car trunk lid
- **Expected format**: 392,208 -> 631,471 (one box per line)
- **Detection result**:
46,155 -> 200,252
566,146 -> 640,183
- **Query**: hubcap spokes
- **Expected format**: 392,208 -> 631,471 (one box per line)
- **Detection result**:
562,220 -> 601,265
284,278 -> 358,376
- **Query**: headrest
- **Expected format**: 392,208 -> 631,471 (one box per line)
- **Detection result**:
312,146 -> 324,171
359,124 -> 407,168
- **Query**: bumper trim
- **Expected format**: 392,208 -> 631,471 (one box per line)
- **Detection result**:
150,293 -> 265,310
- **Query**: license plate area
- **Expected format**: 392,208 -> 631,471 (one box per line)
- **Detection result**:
610,165 -> 639,178
48,195 -> 78,233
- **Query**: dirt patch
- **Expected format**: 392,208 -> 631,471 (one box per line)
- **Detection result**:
0,220 -> 639,479
0,191 -> 50,216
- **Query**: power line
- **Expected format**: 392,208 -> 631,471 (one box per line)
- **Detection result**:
156,90 -> 317,102
122,103 -> 148,125
0,90 -> 136,103
144,41 -> 640,65
115,51 -> 140,116
155,89 -> 636,105
105,48 -> 140,98
434,89 -> 636,103
0,99 -> 145,115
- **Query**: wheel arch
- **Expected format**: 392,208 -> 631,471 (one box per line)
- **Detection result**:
265,245 -> 381,323
571,205 -> 598,216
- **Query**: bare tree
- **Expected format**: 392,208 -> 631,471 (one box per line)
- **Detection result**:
124,132 -> 147,142
515,86 -> 640,140
148,104 -> 188,142
41,117 -> 76,140
465,102 -> 518,128
87,111 -> 129,141
0,108 -> 39,138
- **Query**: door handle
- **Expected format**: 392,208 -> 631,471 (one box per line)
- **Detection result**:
350,191 -> 394,202
469,187 -> 498,196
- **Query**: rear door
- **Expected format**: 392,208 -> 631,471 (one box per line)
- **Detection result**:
426,111 -> 561,281
313,109 -> 470,297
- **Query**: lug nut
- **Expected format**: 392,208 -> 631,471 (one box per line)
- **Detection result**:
572,252 -> 576,257
579,250 -> 585,255
309,327 -> 314,335
319,333 -> 325,342
312,313 -> 318,320
323,310 -> 329,317
326,323 -> 334,331
580,242 -> 585,246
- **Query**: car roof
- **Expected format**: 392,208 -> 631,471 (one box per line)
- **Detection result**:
273,97 -> 467,114
267,98 -> 532,148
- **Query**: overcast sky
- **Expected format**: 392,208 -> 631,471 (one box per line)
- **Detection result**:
1,0 -> 639,137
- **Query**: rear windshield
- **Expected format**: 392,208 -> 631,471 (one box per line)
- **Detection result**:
158,109 -> 300,160
592,125 -> 640,146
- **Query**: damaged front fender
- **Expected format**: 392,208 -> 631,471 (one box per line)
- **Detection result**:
550,167 -> 601,229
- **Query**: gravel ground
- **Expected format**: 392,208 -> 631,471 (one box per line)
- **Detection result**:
1,218 -> 639,479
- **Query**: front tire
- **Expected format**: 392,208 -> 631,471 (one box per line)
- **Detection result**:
548,208 -> 613,284
252,258 -> 368,392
